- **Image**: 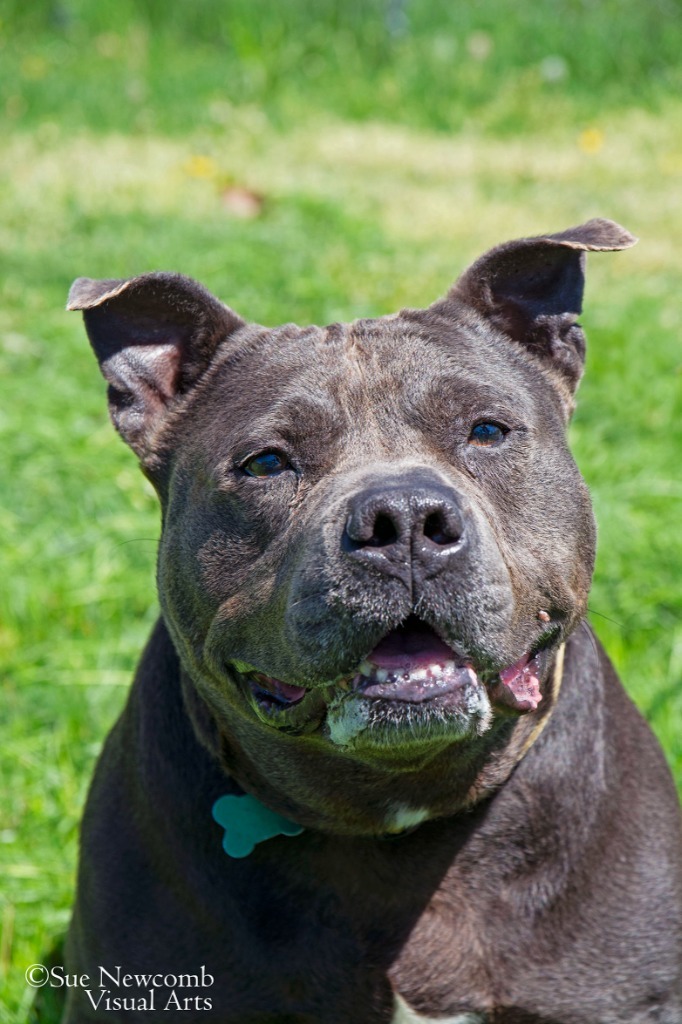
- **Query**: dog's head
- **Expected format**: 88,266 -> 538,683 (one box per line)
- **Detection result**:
69,219 -> 635,834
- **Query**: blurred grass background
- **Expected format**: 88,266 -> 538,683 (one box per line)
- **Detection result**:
1,1 -> 682,1019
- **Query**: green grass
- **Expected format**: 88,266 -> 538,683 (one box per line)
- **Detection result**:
4,0 -> 682,134
1,3 -> 682,1019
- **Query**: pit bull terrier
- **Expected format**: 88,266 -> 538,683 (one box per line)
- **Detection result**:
63,219 -> 682,1023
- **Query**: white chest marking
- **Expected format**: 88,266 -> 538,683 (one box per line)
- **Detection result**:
392,993 -> 486,1024
387,804 -> 431,831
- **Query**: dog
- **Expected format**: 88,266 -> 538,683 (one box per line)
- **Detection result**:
62,219 -> 682,1023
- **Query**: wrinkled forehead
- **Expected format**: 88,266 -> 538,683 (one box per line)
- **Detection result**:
197,311 -> 553,447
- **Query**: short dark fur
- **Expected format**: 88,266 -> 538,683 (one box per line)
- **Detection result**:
63,221 -> 682,1023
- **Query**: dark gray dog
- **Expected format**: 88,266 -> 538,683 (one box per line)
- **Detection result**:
63,220 -> 682,1024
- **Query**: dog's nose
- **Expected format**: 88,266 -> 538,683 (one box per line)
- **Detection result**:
343,478 -> 466,581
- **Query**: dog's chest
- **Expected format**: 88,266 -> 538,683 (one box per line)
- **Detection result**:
385,893 -> 495,1022
204,837 -> 477,1019
246,847 -> 501,1022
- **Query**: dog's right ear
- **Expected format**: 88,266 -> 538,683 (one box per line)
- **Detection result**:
67,273 -> 245,465
440,218 -> 636,410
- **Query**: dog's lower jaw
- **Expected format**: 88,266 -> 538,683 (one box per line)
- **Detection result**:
324,685 -> 493,751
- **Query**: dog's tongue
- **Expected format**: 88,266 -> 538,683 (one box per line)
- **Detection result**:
492,654 -> 542,712
354,621 -> 474,703
365,621 -> 454,672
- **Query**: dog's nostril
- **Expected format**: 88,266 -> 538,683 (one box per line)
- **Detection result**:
423,511 -> 460,546
367,513 -> 399,548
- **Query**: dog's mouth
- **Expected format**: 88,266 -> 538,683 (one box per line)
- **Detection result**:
243,616 -> 549,729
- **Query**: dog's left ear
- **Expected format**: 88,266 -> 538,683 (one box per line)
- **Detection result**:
444,218 -> 636,398
68,273 -> 246,465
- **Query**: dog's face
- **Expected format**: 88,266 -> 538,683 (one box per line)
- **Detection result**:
69,219 -> 635,833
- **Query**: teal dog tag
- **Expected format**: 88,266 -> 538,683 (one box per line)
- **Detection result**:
212,793 -> 304,858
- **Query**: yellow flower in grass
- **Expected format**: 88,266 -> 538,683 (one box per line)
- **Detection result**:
184,155 -> 218,180
578,128 -> 604,154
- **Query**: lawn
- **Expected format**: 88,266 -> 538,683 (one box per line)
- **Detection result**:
1,2 -> 682,1020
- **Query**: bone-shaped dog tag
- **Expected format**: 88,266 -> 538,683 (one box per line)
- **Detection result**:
212,794 -> 304,858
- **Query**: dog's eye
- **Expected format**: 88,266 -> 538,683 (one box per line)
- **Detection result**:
242,451 -> 291,478
468,422 -> 507,446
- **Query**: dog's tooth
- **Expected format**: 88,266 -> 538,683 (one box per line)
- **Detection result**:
412,668 -> 427,681
464,666 -> 478,686
443,660 -> 456,675
359,661 -> 373,677
376,669 -> 388,683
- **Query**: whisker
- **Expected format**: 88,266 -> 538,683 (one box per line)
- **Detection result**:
587,606 -> 625,629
